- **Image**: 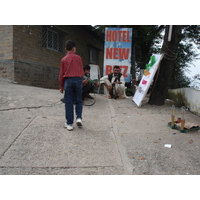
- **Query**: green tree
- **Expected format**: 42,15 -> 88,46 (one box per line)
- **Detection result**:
169,26 -> 200,89
149,26 -> 182,105
149,25 -> 200,105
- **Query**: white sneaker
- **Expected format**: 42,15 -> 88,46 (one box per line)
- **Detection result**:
64,123 -> 73,131
76,118 -> 83,127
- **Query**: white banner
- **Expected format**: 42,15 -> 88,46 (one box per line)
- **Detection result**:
133,54 -> 164,107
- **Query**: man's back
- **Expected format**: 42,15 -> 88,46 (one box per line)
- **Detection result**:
61,52 -> 84,78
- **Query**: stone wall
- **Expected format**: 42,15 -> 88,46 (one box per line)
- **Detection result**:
0,60 -> 14,81
14,60 -> 59,89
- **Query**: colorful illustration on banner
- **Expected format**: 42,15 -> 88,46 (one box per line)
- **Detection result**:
132,54 -> 164,107
141,79 -> 148,85
144,69 -> 151,76
145,55 -> 156,71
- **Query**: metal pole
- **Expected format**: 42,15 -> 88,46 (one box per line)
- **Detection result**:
168,25 -> 173,42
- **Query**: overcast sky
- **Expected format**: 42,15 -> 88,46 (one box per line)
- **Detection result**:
188,61 -> 200,78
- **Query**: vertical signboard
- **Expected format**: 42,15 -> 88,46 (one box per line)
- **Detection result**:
132,54 -> 164,107
103,27 -> 132,82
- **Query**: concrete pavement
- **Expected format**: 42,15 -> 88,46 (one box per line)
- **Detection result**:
0,80 -> 200,175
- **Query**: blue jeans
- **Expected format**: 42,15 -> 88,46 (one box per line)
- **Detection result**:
64,77 -> 83,125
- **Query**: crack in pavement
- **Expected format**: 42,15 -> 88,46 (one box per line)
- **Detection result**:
0,101 -> 62,111
107,99 -> 134,175
0,116 -> 36,158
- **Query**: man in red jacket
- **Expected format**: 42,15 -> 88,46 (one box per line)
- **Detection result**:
59,40 -> 84,131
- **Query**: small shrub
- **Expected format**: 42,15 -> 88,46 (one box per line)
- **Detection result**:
126,88 -> 133,96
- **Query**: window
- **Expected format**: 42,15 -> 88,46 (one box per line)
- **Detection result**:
47,29 -> 58,50
89,47 -> 98,64
42,26 -> 63,52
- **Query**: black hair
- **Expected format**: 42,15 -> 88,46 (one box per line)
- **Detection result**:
65,40 -> 76,51
113,65 -> 120,69
84,65 -> 91,71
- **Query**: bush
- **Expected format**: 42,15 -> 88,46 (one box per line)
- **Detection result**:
126,88 -> 133,96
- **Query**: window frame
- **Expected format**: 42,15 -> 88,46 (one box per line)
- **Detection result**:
46,28 -> 59,52
42,26 -> 64,53
89,47 -> 98,64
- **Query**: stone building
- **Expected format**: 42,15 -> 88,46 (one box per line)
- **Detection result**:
0,25 -> 104,89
